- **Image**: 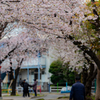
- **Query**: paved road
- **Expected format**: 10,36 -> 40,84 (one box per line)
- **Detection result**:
2,93 -> 70,100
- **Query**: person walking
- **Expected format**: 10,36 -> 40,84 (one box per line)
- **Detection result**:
69,76 -> 85,100
32,79 -> 37,97
20,79 -> 31,97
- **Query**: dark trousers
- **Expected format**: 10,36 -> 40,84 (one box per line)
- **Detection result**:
23,90 -> 30,97
25,90 -> 30,97
23,90 -> 25,97
34,90 -> 37,96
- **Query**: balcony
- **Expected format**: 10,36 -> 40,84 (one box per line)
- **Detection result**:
21,57 -> 46,69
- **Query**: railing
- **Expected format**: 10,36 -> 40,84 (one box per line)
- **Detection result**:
50,86 -> 63,92
21,57 -> 46,66
91,87 -> 95,93
2,82 -> 96,94
16,85 -> 41,93
16,87 -> 33,93
50,86 -> 96,93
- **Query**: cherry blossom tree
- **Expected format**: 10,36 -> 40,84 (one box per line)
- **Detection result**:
0,0 -> 87,37
50,38 -> 97,97
0,0 -> 100,98
0,0 -> 88,65
0,24 -> 51,95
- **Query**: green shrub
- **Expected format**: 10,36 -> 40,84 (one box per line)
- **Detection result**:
49,58 -> 75,86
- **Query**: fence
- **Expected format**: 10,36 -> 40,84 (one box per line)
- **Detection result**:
50,82 -> 96,93
50,86 -> 63,92
2,83 -> 8,93
1,82 -> 49,94
1,81 -> 96,94
50,82 -> 71,93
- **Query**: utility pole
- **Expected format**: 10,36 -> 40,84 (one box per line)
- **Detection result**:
38,50 -> 41,85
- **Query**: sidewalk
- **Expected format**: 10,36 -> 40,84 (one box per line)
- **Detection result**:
2,92 -> 70,100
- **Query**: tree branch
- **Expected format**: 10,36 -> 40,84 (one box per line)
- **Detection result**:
56,34 -> 100,70
0,43 -> 21,64
0,22 -> 8,39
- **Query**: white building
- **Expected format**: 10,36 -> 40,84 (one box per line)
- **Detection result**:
16,51 -> 56,91
18,54 -> 51,83
2,52 -> 54,91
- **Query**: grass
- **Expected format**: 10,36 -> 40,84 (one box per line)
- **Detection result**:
3,93 -> 44,97
30,93 -> 44,97
36,99 -> 44,100
86,95 -> 95,100
57,95 -> 95,100
3,94 -> 21,97
91,95 -> 95,100
58,96 -> 69,99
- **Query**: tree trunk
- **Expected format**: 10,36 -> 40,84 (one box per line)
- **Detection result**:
11,58 -> 24,96
11,79 -> 16,95
82,68 -> 92,96
85,80 -> 92,96
82,68 -> 88,86
82,54 -> 97,98
83,68 -> 97,97
11,67 -> 20,95
95,68 -> 100,100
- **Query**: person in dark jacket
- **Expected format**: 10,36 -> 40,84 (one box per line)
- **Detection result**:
32,79 -> 37,97
69,76 -> 85,100
20,79 -> 31,97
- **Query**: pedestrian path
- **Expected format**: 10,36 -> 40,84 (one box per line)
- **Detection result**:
30,94 -> 68,100
2,93 -> 70,100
